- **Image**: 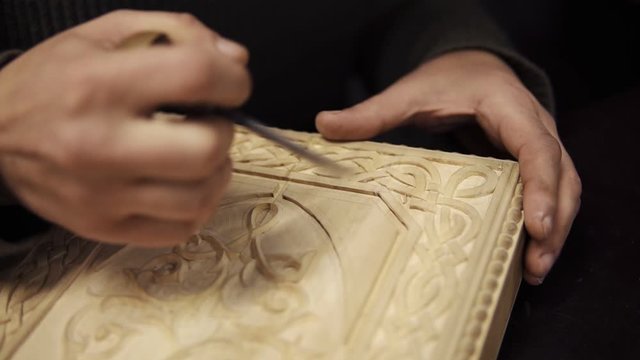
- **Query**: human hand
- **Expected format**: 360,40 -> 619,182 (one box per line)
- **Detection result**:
316,50 -> 581,285
0,10 -> 251,247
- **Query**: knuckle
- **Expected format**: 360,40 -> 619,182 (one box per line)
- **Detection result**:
223,67 -> 252,107
174,49 -> 216,95
64,66 -> 103,113
63,86 -> 92,115
203,30 -> 220,44
537,136 -> 562,162
545,135 -> 562,153
568,171 -> 583,199
173,12 -> 202,28
50,126 -> 95,169
102,9 -> 137,24
51,129 -> 86,168
172,48 -> 252,107
107,9 -> 136,19
51,123 -> 114,171
62,182 -> 93,210
53,31 -> 89,53
238,45 -> 250,63
202,138 -> 229,169
223,41 -> 250,65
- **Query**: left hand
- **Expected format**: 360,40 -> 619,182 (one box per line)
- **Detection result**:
316,50 -> 581,285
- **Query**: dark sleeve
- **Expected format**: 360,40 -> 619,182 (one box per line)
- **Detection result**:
0,49 -> 52,255
357,0 -> 555,113
0,50 -> 22,67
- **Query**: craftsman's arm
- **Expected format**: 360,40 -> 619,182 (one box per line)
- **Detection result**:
356,0 -> 554,112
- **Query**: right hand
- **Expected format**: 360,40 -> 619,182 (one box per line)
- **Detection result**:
0,10 -> 251,247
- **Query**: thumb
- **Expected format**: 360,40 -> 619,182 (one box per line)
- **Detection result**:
316,85 -> 415,141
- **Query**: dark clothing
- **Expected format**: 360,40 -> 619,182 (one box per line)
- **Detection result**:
0,0 -> 552,250
1,0 -> 553,121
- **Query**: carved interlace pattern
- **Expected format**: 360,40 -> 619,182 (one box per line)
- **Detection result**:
0,230 -> 97,359
0,127 -> 523,360
231,128 -> 521,359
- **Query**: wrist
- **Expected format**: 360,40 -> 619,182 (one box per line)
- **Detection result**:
421,49 -> 518,80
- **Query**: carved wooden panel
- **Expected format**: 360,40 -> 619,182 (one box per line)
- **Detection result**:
1,126 -> 524,360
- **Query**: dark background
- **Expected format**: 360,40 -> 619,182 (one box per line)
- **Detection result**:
479,1 -> 640,359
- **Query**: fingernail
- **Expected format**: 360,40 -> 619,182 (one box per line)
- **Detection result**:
542,215 -> 553,239
524,272 -> 545,285
217,37 -> 245,58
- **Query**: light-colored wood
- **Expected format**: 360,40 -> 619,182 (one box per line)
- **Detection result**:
0,126 -> 524,360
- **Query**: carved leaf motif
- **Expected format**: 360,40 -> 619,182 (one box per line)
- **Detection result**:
126,235 -> 229,300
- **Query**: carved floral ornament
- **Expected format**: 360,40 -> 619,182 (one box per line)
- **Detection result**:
0,127 -> 524,360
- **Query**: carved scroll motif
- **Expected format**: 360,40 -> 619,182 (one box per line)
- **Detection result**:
59,188 -> 339,359
10,167 -> 414,360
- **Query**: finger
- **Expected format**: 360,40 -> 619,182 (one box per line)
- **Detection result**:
1,153 -> 232,247
476,95 -> 562,244
54,117 -> 234,181
115,158 -> 232,222
0,154 -> 124,239
101,216 -> 197,247
524,149 -> 581,284
92,44 -> 251,109
215,37 -> 250,65
316,83 -> 416,140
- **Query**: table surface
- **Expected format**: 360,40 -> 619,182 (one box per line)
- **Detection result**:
498,87 -> 640,360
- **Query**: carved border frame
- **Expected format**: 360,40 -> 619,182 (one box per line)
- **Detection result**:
232,127 -> 526,359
